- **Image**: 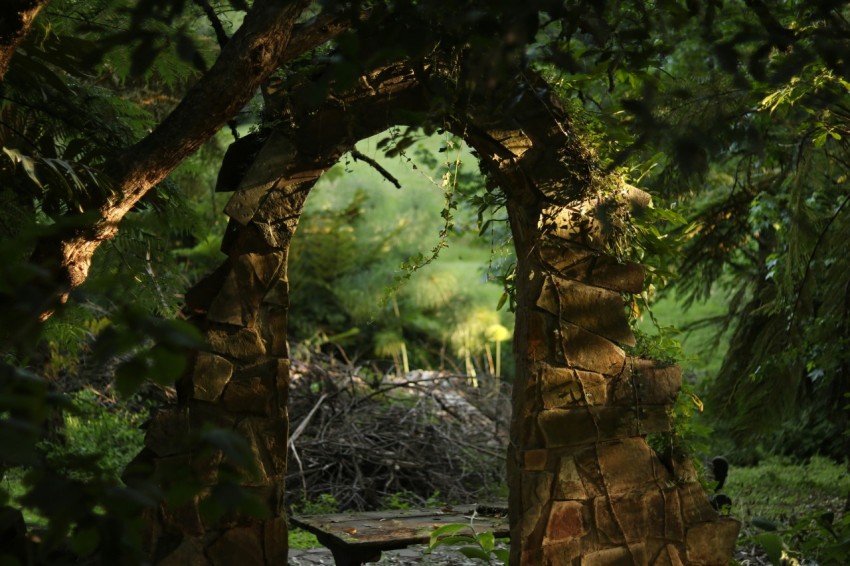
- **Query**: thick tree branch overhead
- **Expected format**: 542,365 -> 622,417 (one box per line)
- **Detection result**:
38,1 -> 357,312
0,0 -> 49,81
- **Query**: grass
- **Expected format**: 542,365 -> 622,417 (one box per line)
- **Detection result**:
725,456 -> 850,531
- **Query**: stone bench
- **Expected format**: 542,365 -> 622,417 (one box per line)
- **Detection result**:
290,503 -> 509,566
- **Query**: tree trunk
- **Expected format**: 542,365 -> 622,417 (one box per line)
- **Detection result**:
0,0 -> 48,82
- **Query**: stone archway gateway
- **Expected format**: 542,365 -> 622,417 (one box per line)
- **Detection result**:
128,58 -> 740,564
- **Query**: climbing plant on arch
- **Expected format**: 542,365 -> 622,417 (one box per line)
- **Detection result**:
130,54 -> 739,565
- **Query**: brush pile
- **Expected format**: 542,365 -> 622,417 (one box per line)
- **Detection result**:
285,358 -> 510,512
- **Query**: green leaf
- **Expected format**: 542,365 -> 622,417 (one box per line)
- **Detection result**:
69,525 -> 100,556
493,548 -> 510,564
754,532 -> 786,565
428,523 -> 470,545
478,531 -> 495,552
430,534 -> 477,550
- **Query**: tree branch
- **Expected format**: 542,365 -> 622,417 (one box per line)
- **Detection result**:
34,0 -> 333,314
0,0 -> 49,82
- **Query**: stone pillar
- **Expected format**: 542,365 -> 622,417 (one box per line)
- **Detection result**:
505,186 -> 740,565
127,133 -> 325,565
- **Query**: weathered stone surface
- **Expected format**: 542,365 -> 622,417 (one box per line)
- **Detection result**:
544,501 -> 586,544
558,321 -> 627,375
224,133 -> 298,225
235,416 -> 288,483
654,543 -> 685,566
207,326 -> 266,360
145,409 -> 189,457
636,405 -> 673,435
524,449 -> 548,471
658,488 -> 685,542
192,353 -> 234,402
537,277 -> 636,347
540,204 -> 604,248
260,304 -> 289,357
540,244 -> 645,294
157,536 -> 210,566
580,543 -> 647,566
610,359 -> 682,406
207,252 -> 284,326
685,519 -> 741,565
526,310 -> 553,362
671,447 -> 699,484
264,516 -> 288,565
679,483 -> 718,525
594,494 -> 645,543
596,438 -> 659,495
160,495 -> 204,537
538,407 -> 637,447
539,363 -> 607,408
542,539 -> 582,564
208,526 -> 264,566
223,376 -> 275,415
520,471 -> 553,540
263,279 -> 289,307
554,456 -> 587,500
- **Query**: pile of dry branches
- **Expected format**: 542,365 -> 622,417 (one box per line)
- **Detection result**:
285,359 -> 510,512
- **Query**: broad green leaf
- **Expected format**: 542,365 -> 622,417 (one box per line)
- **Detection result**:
478,531 -> 495,552
429,522 -> 470,546
754,532 -> 786,565
493,548 -> 510,564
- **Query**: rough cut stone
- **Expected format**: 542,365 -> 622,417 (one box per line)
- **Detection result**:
526,310 -> 553,362
520,471 -> 553,540
540,244 -> 645,294
653,544 -> 685,566
610,359 -> 682,406
558,321 -> 627,375
206,326 -> 266,360
537,278 -> 635,347
685,519 -> 741,565
192,353 -> 234,402
544,501 -> 586,544
524,449 -> 548,471
224,133 -> 298,225
540,204 -> 604,248
157,536 -> 210,566
538,363 -> 608,408
679,483 -> 718,525
144,409 -> 189,457
159,495 -> 204,537
207,252 -> 284,326
538,407 -> 639,447
263,279 -> 289,307
208,526 -> 264,566
580,543 -> 647,566
542,539 -> 582,565
593,493 -> 657,543
554,456 -> 587,500
263,517 -> 288,565
222,376 -> 274,415
260,305 -> 289,357
235,416 -> 288,483
595,439 -> 658,495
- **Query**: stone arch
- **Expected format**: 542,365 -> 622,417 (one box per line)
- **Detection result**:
130,60 -> 740,565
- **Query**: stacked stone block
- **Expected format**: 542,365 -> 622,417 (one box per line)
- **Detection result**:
128,133 -> 326,564
505,186 -> 740,565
